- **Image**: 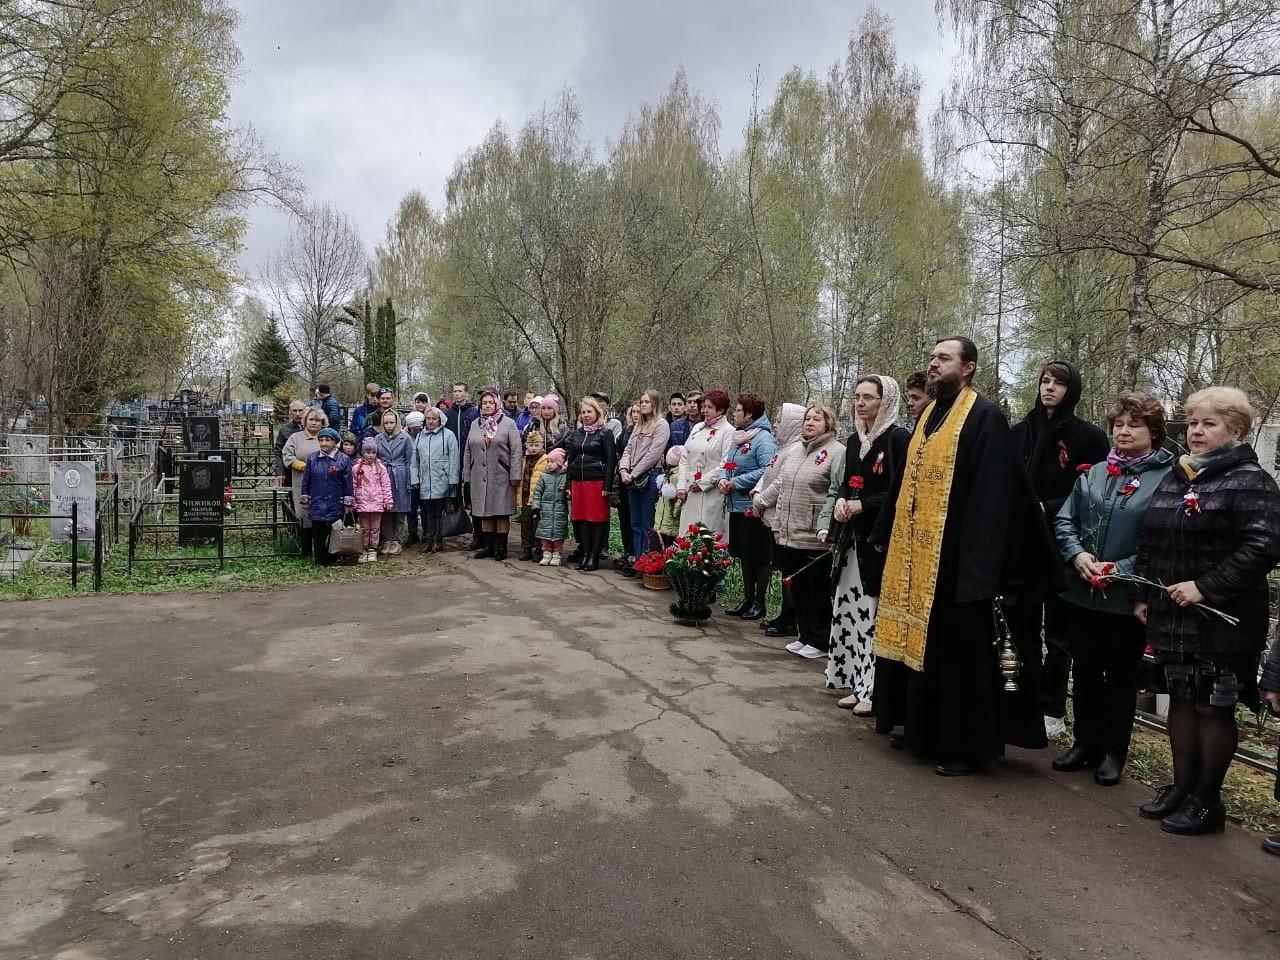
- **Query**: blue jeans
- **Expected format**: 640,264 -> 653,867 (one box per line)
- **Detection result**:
626,471 -> 661,560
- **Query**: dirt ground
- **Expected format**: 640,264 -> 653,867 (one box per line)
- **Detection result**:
1,546 -> 1276,960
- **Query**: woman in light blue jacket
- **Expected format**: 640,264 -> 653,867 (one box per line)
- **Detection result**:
410,405 -> 460,552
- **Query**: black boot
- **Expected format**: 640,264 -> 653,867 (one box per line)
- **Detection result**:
566,521 -> 584,564
1160,795 -> 1226,835
518,547 -> 535,561
1051,743 -> 1100,772
740,602 -> 766,621
493,534 -> 508,561
1139,784 -> 1187,820
1093,754 -> 1124,786
473,532 -> 494,559
581,523 -> 603,571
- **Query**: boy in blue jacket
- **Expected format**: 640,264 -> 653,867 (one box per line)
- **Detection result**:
300,428 -> 354,566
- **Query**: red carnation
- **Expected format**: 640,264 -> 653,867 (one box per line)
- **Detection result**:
848,476 -> 865,490
1076,464 -> 1091,473
724,461 -> 739,471
693,471 -> 702,481
781,577 -> 792,586
713,532 -> 724,541
1105,464 -> 1122,477
743,508 -> 755,518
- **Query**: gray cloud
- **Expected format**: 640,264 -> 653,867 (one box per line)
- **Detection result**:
227,0 -> 951,276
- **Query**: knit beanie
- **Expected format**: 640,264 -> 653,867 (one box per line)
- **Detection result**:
405,411 -> 426,429
361,438 -> 377,453
547,448 -> 566,467
666,445 -> 684,467
541,394 -> 560,415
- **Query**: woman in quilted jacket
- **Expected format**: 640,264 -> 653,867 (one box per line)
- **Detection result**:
1135,387 -> 1280,836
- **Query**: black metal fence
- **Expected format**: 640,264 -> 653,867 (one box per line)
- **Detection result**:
0,480 -> 120,590
127,483 -> 300,570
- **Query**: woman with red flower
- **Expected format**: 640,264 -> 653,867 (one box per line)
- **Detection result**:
1133,386 -> 1280,835
818,375 -> 911,711
717,393 -> 778,619
754,405 -> 844,659
676,390 -> 736,539
1052,392 -> 1173,787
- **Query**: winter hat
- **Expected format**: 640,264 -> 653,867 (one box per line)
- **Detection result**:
547,448 -> 566,467
361,438 -> 377,453
531,395 -> 544,406
340,431 -> 357,446
405,411 -> 426,429
540,394 -> 560,415
318,428 -> 340,442
524,431 -> 545,447
666,445 -> 684,467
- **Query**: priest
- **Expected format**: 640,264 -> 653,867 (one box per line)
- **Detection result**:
870,336 -> 1057,776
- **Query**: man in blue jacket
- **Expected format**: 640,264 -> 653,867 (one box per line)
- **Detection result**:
315,384 -> 342,431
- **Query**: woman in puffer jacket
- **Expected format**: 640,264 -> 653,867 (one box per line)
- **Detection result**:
754,405 -> 845,661
1134,386 -> 1280,836
718,393 -> 778,620
410,405 -> 460,553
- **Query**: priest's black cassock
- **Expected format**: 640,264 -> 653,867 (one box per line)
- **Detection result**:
870,388 -> 1059,763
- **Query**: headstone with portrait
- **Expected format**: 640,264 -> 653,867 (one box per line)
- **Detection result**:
48,461 -> 96,542
178,459 -> 224,545
183,417 -> 220,455
203,449 -> 236,479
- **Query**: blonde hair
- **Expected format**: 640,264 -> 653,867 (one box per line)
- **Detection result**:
805,404 -> 838,436
636,389 -> 663,434
578,396 -> 607,423
1184,386 -> 1254,439
303,408 -> 326,430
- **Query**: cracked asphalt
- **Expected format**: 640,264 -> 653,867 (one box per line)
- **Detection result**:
1,546 -> 1276,959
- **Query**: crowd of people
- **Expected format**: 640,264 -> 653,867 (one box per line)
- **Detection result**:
274,340 -> 1280,854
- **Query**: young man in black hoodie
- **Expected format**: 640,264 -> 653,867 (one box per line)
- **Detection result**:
1011,360 -> 1110,738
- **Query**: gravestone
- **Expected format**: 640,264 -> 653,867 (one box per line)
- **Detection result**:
48,461 -> 97,542
178,460 -> 224,545
183,417 -> 219,455
204,449 -> 236,478
6,434 -> 48,485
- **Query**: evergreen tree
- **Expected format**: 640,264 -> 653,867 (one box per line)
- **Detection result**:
246,318 -> 295,396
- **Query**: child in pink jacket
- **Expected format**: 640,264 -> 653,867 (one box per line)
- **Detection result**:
351,438 -> 393,563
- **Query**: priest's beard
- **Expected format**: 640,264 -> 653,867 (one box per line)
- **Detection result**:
926,375 -> 964,400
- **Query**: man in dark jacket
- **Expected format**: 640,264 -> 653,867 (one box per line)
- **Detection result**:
273,400 -> 307,489
315,384 -> 342,431
1010,359 -> 1110,738
349,382 -> 381,436
666,393 -> 690,450
445,382 -> 481,546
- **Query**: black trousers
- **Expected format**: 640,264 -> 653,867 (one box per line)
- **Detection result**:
421,498 -> 446,546
519,506 -> 538,550
311,520 -> 334,566
407,488 -> 421,538
775,545 -> 832,651
1066,605 -> 1147,758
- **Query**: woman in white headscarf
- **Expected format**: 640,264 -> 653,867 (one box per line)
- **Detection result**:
817,375 -> 911,713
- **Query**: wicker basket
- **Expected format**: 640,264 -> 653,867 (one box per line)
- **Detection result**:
642,572 -> 671,591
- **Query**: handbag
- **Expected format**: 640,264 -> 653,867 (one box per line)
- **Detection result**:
327,511 -> 363,556
440,492 -> 472,539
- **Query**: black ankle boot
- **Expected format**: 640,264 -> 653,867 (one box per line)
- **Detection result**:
493,537 -> 508,561
1093,754 -> 1124,786
518,548 -> 535,561
1160,795 -> 1226,835
1051,743 -> 1099,772
473,533 -> 494,559
582,550 -> 600,572
724,599 -> 752,616
740,602 -> 766,621
1139,784 -> 1187,820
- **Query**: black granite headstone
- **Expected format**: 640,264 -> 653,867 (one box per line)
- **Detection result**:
204,449 -> 236,478
178,460 -> 224,545
184,417 -> 220,455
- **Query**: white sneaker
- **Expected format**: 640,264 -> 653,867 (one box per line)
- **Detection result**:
356,550 -> 368,564
366,550 -> 378,563
539,554 -> 552,566
549,553 -> 562,566
1044,715 -> 1067,737
795,644 -> 825,659
785,640 -> 804,654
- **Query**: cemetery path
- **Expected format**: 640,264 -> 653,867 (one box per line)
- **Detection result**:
0,549 -> 1276,960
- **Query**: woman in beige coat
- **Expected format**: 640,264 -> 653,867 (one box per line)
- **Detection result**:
676,389 -> 736,537
754,405 -> 844,660
280,408 -> 327,554
462,387 -> 523,560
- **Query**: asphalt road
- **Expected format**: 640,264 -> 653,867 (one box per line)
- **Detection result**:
1,547 -> 1275,959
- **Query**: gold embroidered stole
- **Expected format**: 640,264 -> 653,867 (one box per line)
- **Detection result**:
873,387 -> 978,672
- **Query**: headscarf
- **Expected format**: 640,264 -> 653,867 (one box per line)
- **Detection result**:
854,375 -> 902,459
774,403 -> 805,449
379,410 -> 401,436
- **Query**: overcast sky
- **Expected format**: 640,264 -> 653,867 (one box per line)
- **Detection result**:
226,0 -> 955,276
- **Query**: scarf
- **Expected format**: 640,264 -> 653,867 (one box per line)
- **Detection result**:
583,422 -> 602,434
855,375 -> 903,459
1106,448 -> 1157,469
875,386 -> 979,672
480,411 -> 503,433
1178,440 -> 1241,481
703,414 -> 724,429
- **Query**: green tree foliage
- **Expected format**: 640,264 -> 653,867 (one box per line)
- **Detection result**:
245,317 -> 295,396
0,0 -> 295,424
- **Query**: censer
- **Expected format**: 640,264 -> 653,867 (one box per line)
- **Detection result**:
991,597 -> 1022,692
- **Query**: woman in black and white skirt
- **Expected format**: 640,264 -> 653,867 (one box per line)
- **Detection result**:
818,375 -> 910,714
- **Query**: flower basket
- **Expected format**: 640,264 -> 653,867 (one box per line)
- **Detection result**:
634,549 -> 671,590
663,523 -> 732,626
642,571 -> 670,591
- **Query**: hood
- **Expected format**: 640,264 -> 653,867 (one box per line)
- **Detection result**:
1126,448 -> 1175,474
803,430 -> 837,454
1027,359 -> 1084,422
775,404 -> 805,447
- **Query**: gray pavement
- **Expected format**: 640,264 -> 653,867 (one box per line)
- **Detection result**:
0,546 -> 1276,960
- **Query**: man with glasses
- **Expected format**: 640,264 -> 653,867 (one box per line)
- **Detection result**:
350,383 -> 381,436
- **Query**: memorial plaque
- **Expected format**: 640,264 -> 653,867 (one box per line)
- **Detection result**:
183,417 -> 219,455
178,459 -> 224,545
48,461 -> 96,542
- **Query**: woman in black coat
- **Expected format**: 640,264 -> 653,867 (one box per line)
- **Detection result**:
558,396 -> 617,572
1135,386 -> 1280,835
1261,638 -> 1280,857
